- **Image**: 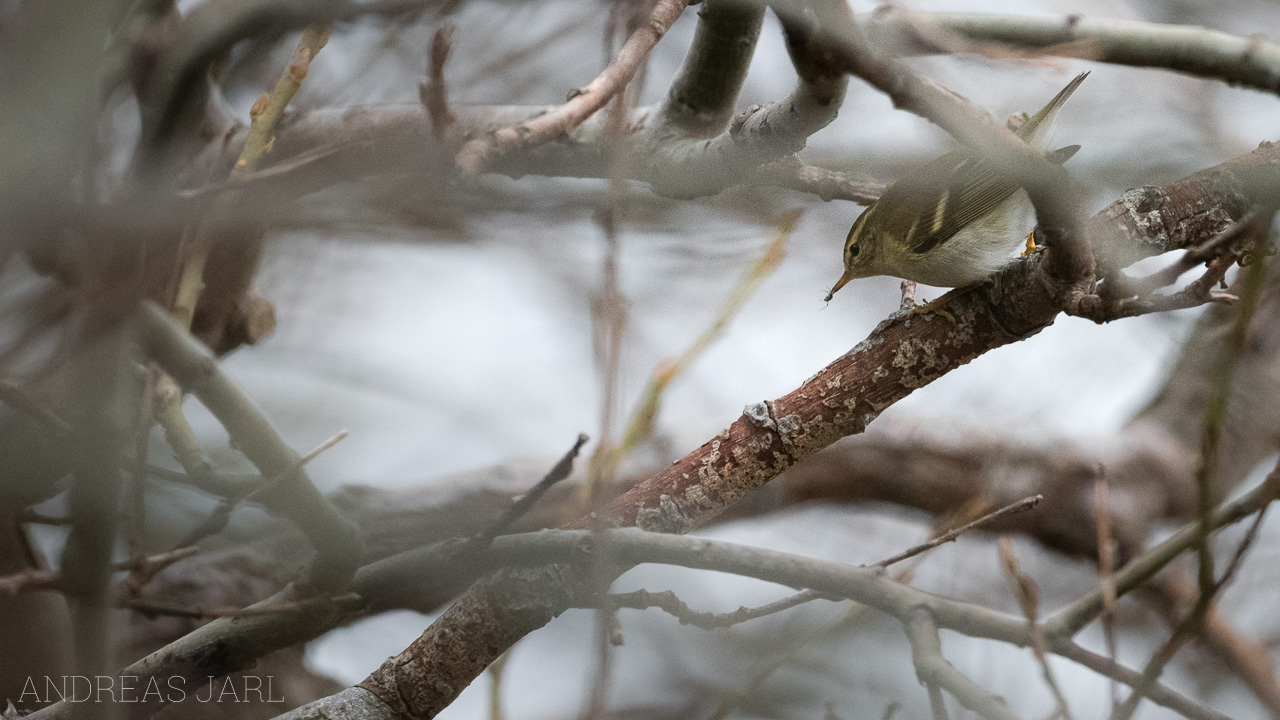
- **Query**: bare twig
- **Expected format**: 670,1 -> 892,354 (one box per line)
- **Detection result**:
152,373 -> 216,480
998,540 -> 1073,720
454,0 -> 689,173
419,24 -> 457,139
169,431 -> 349,553
128,592 -> 362,620
488,650 -> 510,720
1094,477 -> 1119,710
1108,211 -> 1260,299
1110,507 -> 1269,720
599,587 -> 833,630
464,434 -> 590,549
875,495 -> 1042,568
1194,250 -> 1268,600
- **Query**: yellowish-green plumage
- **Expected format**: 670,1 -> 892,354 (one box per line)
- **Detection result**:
826,72 -> 1088,299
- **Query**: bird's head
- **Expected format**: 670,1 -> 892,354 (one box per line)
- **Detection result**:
825,207 -> 878,301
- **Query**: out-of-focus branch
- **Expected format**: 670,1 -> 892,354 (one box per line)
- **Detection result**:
744,159 -> 884,204
1046,462 -> 1280,637
61,314 -> 133,720
654,0 -> 766,136
454,0 -> 691,174
142,0 -> 445,154
865,11 -> 1280,95
136,302 -> 362,590
418,24 -> 457,139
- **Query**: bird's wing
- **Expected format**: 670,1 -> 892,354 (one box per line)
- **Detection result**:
892,145 -> 1079,255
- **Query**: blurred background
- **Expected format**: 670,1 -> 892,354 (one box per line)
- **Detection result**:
5,0 -> 1280,717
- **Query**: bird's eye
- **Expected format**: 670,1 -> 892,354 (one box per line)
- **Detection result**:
848,243 -> 860,259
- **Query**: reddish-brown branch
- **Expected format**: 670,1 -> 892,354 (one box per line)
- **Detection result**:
453,0 -> 690,174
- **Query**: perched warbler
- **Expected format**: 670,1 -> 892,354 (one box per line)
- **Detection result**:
825,72 -> 1088,300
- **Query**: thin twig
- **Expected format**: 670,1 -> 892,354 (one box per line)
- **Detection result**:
875,495 -> 1042,568
999,540 -> 1074,720
599,587 -> 833,630
169,431 -> 349,552
152,373 -> 216,480
1109,211 -> 1259,299
488,650 -> 510,720
454,0 -> 689,173
419,24 -> 457,139
128,592 -> 362,620
1113,505 -> 1271,720
1195,250 -> 1269,599
463,433 -> 589,549
1094,477 -> 1119,711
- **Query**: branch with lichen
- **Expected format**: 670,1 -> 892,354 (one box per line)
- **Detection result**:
591,210 -> 797,490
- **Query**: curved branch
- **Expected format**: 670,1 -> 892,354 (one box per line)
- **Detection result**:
866,10 -> 1280,95
654,0 -> 767,136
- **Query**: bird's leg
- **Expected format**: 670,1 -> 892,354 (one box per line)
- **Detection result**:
1022,231 -> 1037,257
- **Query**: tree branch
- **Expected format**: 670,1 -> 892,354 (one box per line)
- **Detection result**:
866,10 -> 1280,95
136,301 -> 363,590
905,608 -> 1020,720
654,0 -> 767,136
454,0 -> 691,174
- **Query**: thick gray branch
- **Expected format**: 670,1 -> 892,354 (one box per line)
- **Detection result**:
866,11 -> 1280,95
654,0 -> 767,136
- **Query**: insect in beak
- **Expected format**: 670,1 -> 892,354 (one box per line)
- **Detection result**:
825,269 -> 855,302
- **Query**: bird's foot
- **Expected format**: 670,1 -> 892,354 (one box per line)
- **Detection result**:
910,295 -> 956,324
1021,231 -> 1037,258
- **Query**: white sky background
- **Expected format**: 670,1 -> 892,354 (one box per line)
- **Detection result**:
159,0 -> 1280,716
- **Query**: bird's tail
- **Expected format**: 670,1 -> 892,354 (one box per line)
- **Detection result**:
1017,71 -> 1089,149
1046,144 -> 1081,164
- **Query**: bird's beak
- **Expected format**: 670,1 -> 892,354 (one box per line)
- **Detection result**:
824,270 -> 854,302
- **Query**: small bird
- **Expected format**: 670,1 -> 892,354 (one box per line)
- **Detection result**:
825,72 -> 1088,301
